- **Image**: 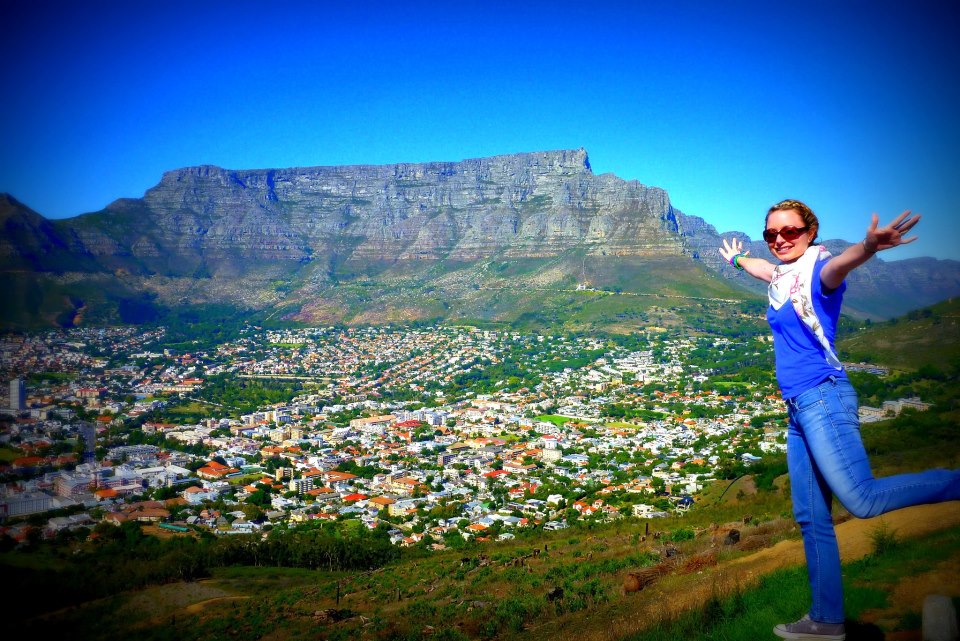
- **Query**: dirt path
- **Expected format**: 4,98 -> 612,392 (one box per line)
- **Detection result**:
725,502 -> 960,577
183,595 -> 250,614
525,502 -> 960,641
121,581 -> 238,623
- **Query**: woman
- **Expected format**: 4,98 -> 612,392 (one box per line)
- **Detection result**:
719,199 -> 960,641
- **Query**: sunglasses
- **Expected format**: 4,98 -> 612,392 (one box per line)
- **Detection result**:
762,225 -> 808,243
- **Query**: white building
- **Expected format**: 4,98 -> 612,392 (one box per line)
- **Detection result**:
9,379 -> 25,411
0,491 -> 52,517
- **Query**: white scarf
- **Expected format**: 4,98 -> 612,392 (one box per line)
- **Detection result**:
768,245 -> 842,369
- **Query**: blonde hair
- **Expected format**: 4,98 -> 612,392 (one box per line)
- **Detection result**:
767,199 -> 819,243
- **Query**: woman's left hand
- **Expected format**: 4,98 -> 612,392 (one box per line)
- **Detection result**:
719,236 -> 748,263
863,211 -> 920,253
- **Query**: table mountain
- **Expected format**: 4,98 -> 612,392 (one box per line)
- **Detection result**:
2,149 -> 958,328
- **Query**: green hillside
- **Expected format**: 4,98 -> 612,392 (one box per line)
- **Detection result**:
276,252 -> 763,336
5,246 -> 762,333
838,297 -> 960,371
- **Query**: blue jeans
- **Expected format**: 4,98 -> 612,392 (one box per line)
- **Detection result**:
786,376 -> 960,624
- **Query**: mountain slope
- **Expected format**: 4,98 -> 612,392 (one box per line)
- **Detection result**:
838,297 -> 960,370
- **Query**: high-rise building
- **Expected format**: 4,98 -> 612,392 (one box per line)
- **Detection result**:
10,378 -> 25,411
80,422 -> 97,465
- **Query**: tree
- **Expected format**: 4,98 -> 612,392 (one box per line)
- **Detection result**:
242,504 -> 265,521
443,529 -> 467,549
247,490 -> 271,507
153,485 -> 180,500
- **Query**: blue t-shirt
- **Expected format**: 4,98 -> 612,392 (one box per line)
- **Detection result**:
766,258 -> 847,399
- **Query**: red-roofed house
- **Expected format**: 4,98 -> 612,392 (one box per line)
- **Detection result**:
322,470 -> 357,490
196,460 -> 238,480
368,496 -> 396,509
11,456 -> 44,470
94,488 -> 119,501
572,499 -> 604,516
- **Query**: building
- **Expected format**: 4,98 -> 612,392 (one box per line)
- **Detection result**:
0,491 -> 53,518
9,378 -> 25,411
183,486 -> 218,505
80,422 -> 96,464
54,473 -> 94,498
288,477 -> 316,494
349,414 -> 396,431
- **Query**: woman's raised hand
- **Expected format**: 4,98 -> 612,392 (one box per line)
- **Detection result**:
719,236 -> 748,263
863,211 -> 920,253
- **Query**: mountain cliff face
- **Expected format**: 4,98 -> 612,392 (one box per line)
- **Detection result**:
2,149 -> 959,328
60,149 -> 682,273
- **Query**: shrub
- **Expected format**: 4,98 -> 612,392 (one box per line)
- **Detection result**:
669,527 -> 695,542
869,522 -> 899,557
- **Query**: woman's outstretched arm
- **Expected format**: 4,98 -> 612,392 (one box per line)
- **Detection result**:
719,237 -> 776,283
820,211 -> 920,290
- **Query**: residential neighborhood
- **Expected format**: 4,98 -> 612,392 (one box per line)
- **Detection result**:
0,323 -> 925,548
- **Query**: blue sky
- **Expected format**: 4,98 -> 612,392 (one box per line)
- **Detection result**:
2,1 -> 958,260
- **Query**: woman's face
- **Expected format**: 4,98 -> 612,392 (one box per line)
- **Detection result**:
765,208 -> 815,263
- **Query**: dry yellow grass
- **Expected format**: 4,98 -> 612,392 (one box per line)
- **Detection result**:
517,502 -> 960,641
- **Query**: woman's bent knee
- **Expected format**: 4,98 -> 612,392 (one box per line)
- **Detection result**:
835,488 -> 882,519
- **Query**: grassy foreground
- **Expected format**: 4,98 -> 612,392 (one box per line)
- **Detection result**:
10,513 -> 960,641
10,489 -> 960,641
630,524 -> 960,641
